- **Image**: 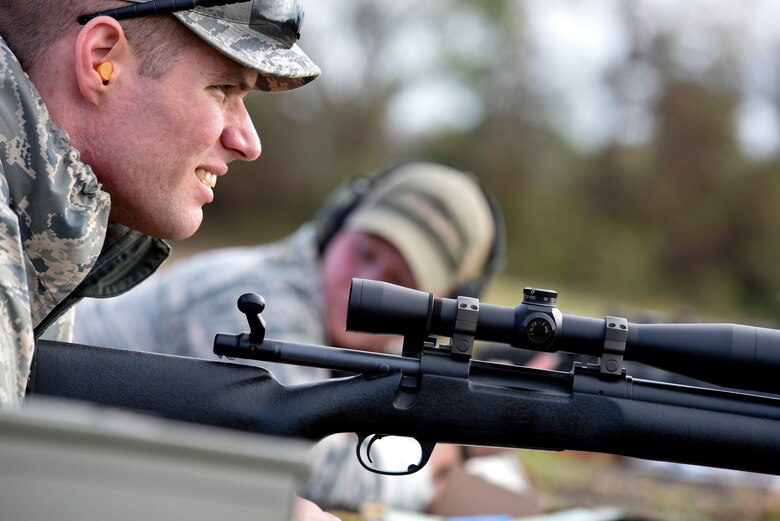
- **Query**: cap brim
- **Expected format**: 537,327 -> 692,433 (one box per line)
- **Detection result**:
173,10 -> 320,92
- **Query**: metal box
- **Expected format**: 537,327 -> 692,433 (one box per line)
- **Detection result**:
0,398 -> 312,521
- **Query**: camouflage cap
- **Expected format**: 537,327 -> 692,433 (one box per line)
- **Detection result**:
124,0 -> 320,92
344,162 -> 496,296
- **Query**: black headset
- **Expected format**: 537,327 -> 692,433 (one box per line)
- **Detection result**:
313,159 -> 507,299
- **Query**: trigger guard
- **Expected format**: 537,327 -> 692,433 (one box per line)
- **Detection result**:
355,433 -> 436,476
409,439 -> 435,473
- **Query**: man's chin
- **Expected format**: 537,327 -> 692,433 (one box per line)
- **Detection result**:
109,205 -> 203,240
151,213 -> 204,241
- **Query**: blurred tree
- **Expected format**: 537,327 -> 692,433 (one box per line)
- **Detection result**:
176,0 -> 780,321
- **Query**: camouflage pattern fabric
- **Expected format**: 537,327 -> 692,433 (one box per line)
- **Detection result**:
73,224 -> 437,512
121,0 -> 321,92
0,37 -> 169,407
0,37 -> 111,406
174,8 -> 320,93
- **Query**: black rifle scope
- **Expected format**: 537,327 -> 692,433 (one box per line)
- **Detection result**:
347,278 -> 780,395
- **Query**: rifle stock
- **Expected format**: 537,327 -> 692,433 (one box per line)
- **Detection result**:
29,339 -> 780,475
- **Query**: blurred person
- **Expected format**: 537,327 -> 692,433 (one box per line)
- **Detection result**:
73,160 -> 514,513
73,160 -> 505,379
0,2 -> 338,519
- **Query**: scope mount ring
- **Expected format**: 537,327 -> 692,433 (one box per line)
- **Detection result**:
600,316 -> 628,376
445,295 -> 480,357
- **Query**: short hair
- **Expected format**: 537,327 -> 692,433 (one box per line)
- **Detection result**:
0,0 -> 192,79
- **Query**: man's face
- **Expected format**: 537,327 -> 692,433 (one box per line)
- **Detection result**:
79,34 -> 262,240
321,229 -> 417,352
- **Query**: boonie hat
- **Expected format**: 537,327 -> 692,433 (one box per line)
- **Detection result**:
344,162 -> 496,296
122,0 -> 320,92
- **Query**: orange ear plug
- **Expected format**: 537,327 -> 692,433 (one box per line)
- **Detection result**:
97,62 -> 113,85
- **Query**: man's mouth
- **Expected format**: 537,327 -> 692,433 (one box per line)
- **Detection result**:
196,168 -> 217,189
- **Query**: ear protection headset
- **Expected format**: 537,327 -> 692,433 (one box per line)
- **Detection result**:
313,159 -> 507,299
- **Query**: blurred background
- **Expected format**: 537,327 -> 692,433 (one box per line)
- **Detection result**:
171,2 -> 780,518
178,0 -> 780,323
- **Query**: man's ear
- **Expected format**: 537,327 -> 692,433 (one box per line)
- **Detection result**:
74,17 -> 128,104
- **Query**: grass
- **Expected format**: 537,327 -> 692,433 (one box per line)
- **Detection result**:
518,450 -> 780,521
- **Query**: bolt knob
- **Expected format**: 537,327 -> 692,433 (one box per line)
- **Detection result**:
238,293 -> 265,315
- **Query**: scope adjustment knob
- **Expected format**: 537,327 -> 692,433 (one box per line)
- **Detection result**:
521,312 -> 557,349
522,288 -> 558,306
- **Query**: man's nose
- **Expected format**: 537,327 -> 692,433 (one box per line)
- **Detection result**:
223,102 -> 262,161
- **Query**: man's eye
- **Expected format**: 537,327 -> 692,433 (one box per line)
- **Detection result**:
212,85 -> 233,97
354,242 -> 376,263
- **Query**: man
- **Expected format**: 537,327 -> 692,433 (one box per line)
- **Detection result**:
73,160 -> 508,512
0,3 -> 335,519
0,0 -> 319,408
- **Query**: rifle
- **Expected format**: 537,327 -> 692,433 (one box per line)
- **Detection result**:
29,278 -> 780,476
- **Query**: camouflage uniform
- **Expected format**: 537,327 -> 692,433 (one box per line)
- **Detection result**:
73,223 -> 436,512
0,37 -> 169,407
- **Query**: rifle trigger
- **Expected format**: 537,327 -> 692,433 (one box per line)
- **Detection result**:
365,434 -> 380,463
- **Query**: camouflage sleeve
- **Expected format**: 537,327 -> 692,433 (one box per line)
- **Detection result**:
0,168 -> 75,405
0,170 -> 34,407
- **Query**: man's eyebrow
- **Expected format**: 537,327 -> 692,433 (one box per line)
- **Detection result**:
212,65 -> 257,91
